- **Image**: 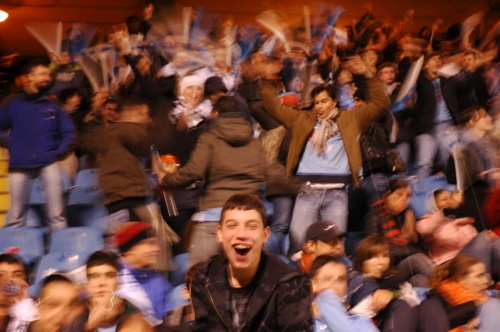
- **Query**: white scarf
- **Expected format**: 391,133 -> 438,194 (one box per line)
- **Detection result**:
310,108 -> 340,156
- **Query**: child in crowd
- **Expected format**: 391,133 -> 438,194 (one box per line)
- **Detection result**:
419,254 -> 500,332
347,235 -> 419,332
310,255 -> 378,332
365,177 -> 433,286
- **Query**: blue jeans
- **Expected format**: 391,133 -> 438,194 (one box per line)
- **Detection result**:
415,123 -> 456,182
396,253 -> 433,287
268,195 -> 294,246
395,141 -> 411,167
478,298 -> 500,332
361,173 -> 390,207
188,221 -> 220,268
288,185 -> 348,256
6,162 -> 67,231
459,231 -> 500,280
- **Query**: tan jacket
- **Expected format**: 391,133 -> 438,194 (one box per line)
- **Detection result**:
260,78 -> 390,187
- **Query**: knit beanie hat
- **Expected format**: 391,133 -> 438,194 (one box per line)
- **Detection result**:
115,222 -> 155,253
178,75 -> 204,97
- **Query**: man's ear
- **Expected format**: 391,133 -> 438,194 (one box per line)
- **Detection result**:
263,226 -> 270,244
217,224 -> 224,243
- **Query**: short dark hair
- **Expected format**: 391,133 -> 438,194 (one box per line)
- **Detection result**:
116,96 -> 148,114
204,76 -> 228,96
103,98 -> 118,107
311,84 -> 337,101
86,250 -> 118,272
59,87 -> 81,104
0,253 -> 28,280
377,62 -> 397,73
213,95 -> 238,115
41,274 -> 73,290
22,58 -> 50,75
385,177 -> 411,196
309,255 -> 344,279
220,194 -> 268,227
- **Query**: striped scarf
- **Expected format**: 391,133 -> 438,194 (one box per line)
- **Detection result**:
372,199 -> 409,246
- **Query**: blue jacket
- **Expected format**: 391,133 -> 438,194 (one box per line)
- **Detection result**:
314,289 -> 378,332
117,262 -> 174,324
0,92 -> 75,168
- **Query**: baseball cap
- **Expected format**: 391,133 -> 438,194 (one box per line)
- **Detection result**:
305,221 -> 346,243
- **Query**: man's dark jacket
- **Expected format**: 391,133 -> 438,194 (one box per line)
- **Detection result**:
190,251 -> 313,332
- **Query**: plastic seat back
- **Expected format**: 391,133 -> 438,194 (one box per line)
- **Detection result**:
75,169 -> 100,187
49,227 -> 104,254
0,227 -> 45,263
33,251 -> 92,284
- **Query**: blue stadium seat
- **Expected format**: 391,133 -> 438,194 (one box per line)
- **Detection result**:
66,205 -> 109,230
169,253 -> 189,286
33,251 -> 92,284
28,170 -> 73,205
25,207 -> 43,227
68,185 -> 105,205
75,168 -> 100,187
0,227 -> 45,263
49,227 -> 104,254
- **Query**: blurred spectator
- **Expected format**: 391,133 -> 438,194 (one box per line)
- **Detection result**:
417,188 -> 500,281
0,254 -> 35,332
310,255 -> 378,332
365,178 -> 433,286
29,274 -> 85,332
419,255 -> 500,332
296,221 -> 350,274
347,235 -> 419,332
82,250 -> 152,331
163,262 -> 203,331
159,96 -> 298,267
0,59 -> 75,232
115,222 -> 173,326
260,55 -> 390,257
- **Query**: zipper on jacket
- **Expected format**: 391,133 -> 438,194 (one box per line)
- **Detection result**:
207,285 -> 232,331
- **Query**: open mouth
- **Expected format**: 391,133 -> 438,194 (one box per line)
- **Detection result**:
234,245 -> 251,258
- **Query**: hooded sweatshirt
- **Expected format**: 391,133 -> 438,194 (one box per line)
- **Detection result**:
415,190 -> 477,265
161,114 -> 293,210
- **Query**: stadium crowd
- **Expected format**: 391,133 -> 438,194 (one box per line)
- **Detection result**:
2,1 -> 500,331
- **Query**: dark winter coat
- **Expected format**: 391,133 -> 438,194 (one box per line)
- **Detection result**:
190,252 -> 313,332
160,114 -> 299,210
